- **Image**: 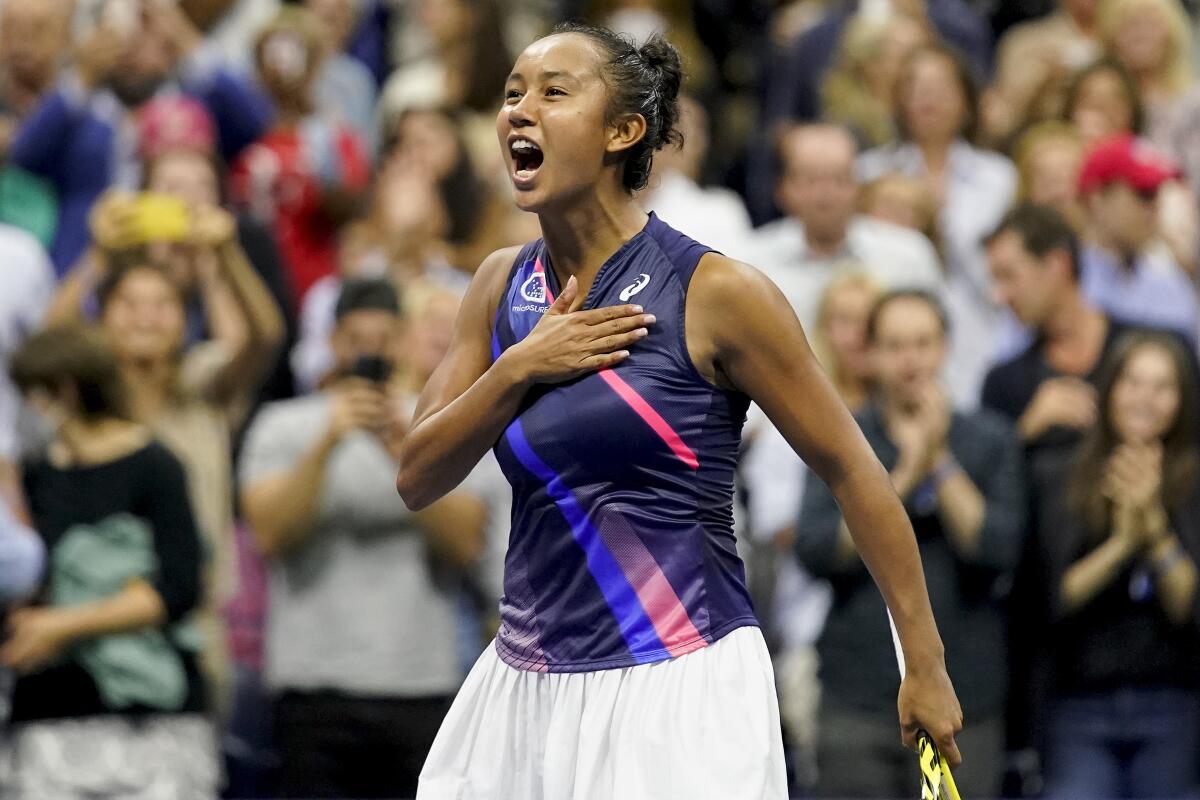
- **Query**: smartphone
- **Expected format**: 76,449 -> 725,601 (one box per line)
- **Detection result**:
130,193 -> 191,244
349,355 -> 393,384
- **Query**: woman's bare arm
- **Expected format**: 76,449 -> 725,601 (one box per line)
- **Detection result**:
687,253 -> 963,764
396,246 -> 655,509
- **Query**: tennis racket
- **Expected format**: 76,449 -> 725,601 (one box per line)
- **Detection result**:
917,729 -> 962,800
888,611 -> 964,800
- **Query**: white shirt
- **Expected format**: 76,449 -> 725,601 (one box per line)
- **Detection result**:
640,170 -> 755,260
745,214 -> 944,332
858,140 -> 1018,407
0,226 -> 54,460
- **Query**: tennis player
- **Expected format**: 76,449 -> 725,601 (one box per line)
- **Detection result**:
398,23 -> 963,799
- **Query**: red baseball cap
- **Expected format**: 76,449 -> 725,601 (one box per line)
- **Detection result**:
137,96 -> 217,162
1078,134 -> 1181,196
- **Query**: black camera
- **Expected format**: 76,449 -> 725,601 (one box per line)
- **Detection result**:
349,355 -> 393,383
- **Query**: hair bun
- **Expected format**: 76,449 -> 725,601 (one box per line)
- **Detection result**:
637,34 -> 683,154
638,34 -> 683,104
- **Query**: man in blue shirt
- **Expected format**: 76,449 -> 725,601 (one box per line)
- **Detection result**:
1077,135 -> 1198,346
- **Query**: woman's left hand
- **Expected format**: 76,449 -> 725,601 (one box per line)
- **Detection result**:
0,607 -> 76,673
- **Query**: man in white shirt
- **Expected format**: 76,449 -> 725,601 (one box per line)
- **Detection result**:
640,95 -> 755,259
748,123 -> 943,334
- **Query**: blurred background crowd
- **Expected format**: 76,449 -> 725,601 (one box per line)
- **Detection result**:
0,0 -> 1198,798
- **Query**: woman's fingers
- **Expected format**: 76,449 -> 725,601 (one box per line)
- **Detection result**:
546,275 -> 577,316
592,314 -> 657,338
580,350 -> 631,370
591,329 -> 649,355
574,303 -> 641,324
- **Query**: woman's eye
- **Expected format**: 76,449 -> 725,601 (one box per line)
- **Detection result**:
504,90 -> 522,101
546,88 -> 566,97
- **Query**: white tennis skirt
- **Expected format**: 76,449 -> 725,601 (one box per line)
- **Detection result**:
417,624 -> 787,800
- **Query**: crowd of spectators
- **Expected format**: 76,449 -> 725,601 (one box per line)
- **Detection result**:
0,1 -> 1198,799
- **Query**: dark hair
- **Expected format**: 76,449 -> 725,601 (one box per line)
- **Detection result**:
335,278 -> 401,321
865,289 -> 949,344
96,255 -> 186,314
551,22 -> 684,192
1067,332 -> 1200,539
10,324 -> 130,421
985,203 -> 1081,281
459,0 -> 513,113
894,44 -> 980,145
1063,57 -> 1145,136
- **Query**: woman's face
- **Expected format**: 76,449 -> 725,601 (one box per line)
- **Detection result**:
1110,4 -> 1171,78
1025,139 -> 1083,210
863,177 -> 925,231
101,268 -> 186,365
901,52 -> 967,144
419,0 -> 472,48
822,282 -> 876,381
257,29 -> 318,104
1071,69 -> 1135,143
1110,344 -> 1181,444
498,34 -> 617,212
391,111 -> 461,179
147,150 -> 220,210
867,17 -> 928,102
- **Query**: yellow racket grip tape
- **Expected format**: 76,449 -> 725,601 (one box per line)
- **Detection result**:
918,732 -> 962,800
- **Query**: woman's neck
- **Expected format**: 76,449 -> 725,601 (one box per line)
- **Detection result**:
538,191 -> 649,292
120,359 -> 176,423
917,136 -> 953,171
55,417 -> 148,467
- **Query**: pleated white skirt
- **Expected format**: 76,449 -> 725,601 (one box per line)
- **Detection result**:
417,624 -> 787,800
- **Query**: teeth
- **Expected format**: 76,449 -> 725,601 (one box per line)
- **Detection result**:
511,140 -> 538,152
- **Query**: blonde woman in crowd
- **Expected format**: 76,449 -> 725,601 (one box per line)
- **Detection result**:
821,10 -> 930,149
1014,122 -> 1087,231
1098,0 -> 1193,133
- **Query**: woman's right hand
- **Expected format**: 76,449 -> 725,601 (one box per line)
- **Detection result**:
503,275 -> 656,386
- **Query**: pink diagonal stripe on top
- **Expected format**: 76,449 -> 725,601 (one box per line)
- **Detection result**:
595,506 -> 706,657
537,255 -> 699,470
597,369 -> 700,470
533,257 -> 555,302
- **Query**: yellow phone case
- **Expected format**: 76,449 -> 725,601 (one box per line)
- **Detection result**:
130,193 -> 191,244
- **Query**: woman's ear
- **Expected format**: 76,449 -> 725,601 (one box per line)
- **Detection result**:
606,113 -> 648,156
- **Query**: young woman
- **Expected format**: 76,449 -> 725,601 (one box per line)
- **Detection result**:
398,24 -> 961,798
2,324 -> 216,797
1033,333 -> 1200,799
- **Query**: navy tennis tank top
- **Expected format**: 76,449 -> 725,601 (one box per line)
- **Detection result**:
490,212 -> 758,673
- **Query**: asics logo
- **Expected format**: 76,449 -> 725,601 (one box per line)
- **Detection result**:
520,273 -> 547,303
619,273 -> 651,301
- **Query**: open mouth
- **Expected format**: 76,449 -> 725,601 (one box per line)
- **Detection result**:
509,138 -> 544,183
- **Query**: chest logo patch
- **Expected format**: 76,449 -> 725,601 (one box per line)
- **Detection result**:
520,273 -> 547,303
619,273 -> 651,301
